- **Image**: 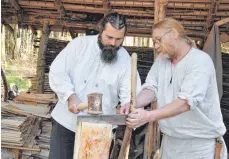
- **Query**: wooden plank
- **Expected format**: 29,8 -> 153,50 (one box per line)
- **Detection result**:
19,92 -> 56,99
14,95 -> 56,104
73,121 -> 113,159
2,145 -> 41,151
1,102 -> 51,118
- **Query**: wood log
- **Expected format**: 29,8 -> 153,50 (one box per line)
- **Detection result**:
1,68 -> 8,102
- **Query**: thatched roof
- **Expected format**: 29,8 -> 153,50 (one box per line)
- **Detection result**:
1,0 -> 229,41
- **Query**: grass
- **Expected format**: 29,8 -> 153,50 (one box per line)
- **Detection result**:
6,74 -> 30,91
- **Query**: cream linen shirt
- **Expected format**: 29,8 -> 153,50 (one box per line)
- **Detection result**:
49,35 -> 141,132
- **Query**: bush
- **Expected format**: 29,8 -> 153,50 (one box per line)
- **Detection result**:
6,74 -> 29,91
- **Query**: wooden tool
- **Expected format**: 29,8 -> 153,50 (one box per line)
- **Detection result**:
87,92 -> 103,114
76,103 -> 88,111
76,93 -> 103,114
118,53 -> 138,159
214,137 -> 223,159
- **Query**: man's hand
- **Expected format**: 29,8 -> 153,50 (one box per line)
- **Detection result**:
68,94 -> 83,114
120,103 -> 130,114
126,108 -> 151,128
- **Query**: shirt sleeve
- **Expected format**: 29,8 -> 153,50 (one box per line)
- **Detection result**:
178,65 -> 211,110
118,59 -> 142,105
141,57 -> 159,100
49,38 -> 81,104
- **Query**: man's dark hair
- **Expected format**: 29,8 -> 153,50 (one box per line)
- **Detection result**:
98,11 -> 127,35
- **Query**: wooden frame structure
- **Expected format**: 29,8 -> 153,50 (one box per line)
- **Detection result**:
2,0 -> 228,93
1,1 -> 229,158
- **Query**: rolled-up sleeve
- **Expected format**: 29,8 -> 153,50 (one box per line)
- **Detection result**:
178,70 -> 210,110
49,38 -> 81,104
141,57 -> 159,99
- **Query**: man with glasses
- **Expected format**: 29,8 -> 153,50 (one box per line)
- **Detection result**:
121,18 -> 227,159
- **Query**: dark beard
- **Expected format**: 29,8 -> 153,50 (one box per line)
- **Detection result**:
98,35 -> 120,64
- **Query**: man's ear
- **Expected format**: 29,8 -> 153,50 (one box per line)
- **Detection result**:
97,22 -> 104,33
171,28 -> 179,39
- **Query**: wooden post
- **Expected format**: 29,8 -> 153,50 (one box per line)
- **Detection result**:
69,28 -> 78,39
103,0 -> 110,15
203,0 -> 219,41
36,22 -> 50,93
145,0 -> 168,158
154,0 -> 167,59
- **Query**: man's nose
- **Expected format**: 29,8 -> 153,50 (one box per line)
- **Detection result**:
109,39 -> 116,46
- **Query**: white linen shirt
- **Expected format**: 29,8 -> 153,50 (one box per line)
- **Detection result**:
142,47 -> 226,139
49,35 -> 141,132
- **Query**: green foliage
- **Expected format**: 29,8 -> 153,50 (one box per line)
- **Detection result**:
6,74 -> 29,91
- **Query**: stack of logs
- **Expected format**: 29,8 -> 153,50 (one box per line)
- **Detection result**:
1,92 -> 55,159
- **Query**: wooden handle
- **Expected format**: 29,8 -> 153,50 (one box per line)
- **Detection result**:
214,138 -> 223,159
118,53 -> 138,159
77,103 -> 88,111
130,53 -> 137,113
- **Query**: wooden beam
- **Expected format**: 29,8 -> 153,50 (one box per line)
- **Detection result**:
203,0 -> 219,40
55,0 -> 66,17
103,0 -> 110,14
1,145 -> 41,151
167,2 -> 210,9
128,18 -> 206,26
62,0 -> 102,5
68,28 -> 78,39
111,1 -> 153,7
36,22 -> 50,93
167,0 -> 211,2
10,0 -> 21,11
216,17 -> 229,26
167,10 -> 209,16
3,23 -> 14,33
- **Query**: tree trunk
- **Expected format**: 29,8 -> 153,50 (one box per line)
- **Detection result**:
37,22 -> 50,93
1,68 -> 8,102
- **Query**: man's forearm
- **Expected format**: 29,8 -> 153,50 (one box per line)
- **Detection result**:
136,89 -> 156,108
148,98 -> 190,122
68,93 -> 82,104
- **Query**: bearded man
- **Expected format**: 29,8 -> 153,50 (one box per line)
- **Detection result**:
48,12 -> 141,159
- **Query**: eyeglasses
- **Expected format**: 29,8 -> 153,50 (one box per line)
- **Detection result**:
152,30 -> 172,46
